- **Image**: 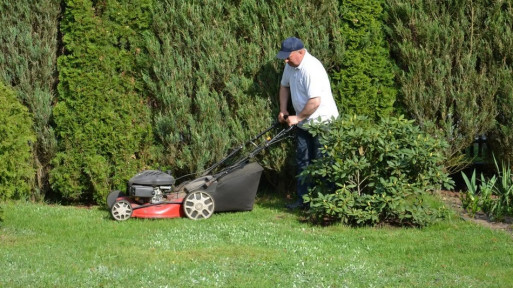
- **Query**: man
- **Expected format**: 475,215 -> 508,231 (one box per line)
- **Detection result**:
276,37 -> 339,210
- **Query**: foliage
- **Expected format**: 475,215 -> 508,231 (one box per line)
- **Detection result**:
488,69 -> 513,165
302,115 -> 453,226
461,156 -> 513,221
481,2 -> 513,165
50,0 -> 153,204
144,0 -> 343,192
0,0 -> 60,199
0,82 -> 36,200
384,0 -> 503,172
333,0 -> 397,120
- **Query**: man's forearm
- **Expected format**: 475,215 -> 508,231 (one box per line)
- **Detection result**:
279,86 -> 290,113
297,97 -> 320,122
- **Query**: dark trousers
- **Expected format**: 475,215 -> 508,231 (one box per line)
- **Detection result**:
295,127 -> 322,201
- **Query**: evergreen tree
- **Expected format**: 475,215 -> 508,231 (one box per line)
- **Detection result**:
333,0 -> 397,120
144,0 -> 342,191
50,0 -> 152,204
484,2 -> 513,164
0,82 -> 36,200
385,0 -> 499,171
0,0 -> 60,200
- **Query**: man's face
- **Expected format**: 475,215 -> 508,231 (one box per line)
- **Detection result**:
285,50 -> 304,67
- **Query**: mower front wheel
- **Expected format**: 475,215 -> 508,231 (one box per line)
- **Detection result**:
183,190 -> 215,220
111,200 -> 133,221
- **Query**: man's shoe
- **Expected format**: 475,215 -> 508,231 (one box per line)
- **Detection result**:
286,200 -> 307,210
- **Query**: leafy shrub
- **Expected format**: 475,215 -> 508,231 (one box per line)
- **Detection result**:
302,115 -> 453,227
0,82 -> 36,200
461,156 -> 513,221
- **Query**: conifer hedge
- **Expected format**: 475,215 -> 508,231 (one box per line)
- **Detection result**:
50,0 -> 153,204
333,0 -> 397,120
144,0 -> 342,190
2,0 -> 513,204
483,2 -> 513,164
0,82 -> 36,200
384,0 -> 501,171
0,0 -> 60,199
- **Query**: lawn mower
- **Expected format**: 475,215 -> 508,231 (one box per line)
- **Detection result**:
107,121 -> 295,221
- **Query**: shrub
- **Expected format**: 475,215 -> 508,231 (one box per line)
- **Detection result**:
302,115 -> 453,226
0,82 -> 36,200
144,0 -> 342,192
333,0 -> 397,120
384,0 -> 500,171
50,0 -> 152,204
0,0 -> 60,199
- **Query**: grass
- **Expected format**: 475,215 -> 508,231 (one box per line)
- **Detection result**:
1,197 -> 512,288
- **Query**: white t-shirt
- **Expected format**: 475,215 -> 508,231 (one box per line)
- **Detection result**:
280,51 -> 339,127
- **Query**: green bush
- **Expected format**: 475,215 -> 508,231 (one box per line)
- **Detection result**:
144,0 -> 342,192
303,115 -> 453,226
50,0 -> 152,204
385,0 -> 500,171
333,0 -> 397,120
0,0 -> 60,199
0,82 -> 36,200
483,3 -> 513,165
488,69 -> 513,166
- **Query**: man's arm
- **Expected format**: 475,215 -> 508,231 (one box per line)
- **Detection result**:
287,97 -> 320,126
278,85 -> 290,123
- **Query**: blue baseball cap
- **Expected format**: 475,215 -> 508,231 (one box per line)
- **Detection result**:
276,37 -> 304,59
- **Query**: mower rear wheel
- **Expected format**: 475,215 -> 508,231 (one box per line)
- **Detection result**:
111,200 -> 133,221
107,190 -> 126,209
183,190 -> 215,220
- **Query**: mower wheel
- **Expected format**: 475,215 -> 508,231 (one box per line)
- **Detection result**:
183,190 -> 215,220
106,190 -> 126,209
111,200 -> 133,221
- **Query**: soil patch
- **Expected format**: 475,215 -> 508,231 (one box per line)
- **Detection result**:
438,190 -> 513,235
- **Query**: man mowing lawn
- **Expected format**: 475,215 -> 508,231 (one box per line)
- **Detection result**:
276,37 -> 339,210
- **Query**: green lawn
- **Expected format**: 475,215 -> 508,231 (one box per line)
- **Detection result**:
1,198 -> 512,288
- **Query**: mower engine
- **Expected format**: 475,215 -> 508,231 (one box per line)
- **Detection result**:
128,170 -> 175,204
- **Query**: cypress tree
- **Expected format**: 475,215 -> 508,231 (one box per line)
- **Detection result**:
0,0 -> 60,200
144,0 -> 342,191
0,82 -> 36,200
50,0 -> 152,204
333,0 -> 397,120
484,1 -> 513,164
385,0 -> 499,171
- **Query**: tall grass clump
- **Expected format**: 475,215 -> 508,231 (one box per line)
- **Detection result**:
461,156 -> 513,221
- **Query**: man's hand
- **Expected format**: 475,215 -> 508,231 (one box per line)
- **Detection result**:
278,112 -> 289,124
285,115 -> 299,126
